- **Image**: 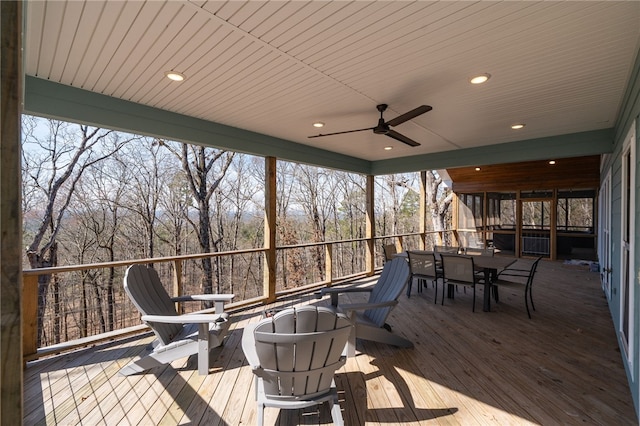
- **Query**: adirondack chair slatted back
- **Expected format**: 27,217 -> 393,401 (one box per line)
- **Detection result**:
253,307 -> 351,399
364,257 -> 410,327
124,264 -> 182,346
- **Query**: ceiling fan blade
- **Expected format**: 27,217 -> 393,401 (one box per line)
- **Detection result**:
386,105 -> 432,127
308,127 -> 375,138
385,129 -> 421,147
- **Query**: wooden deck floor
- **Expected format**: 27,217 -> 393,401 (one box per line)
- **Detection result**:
24,259 -> 637,425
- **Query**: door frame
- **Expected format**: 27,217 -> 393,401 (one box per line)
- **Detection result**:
619,122 -> 636,370
518,196 -> 554,258
598,169 -> 612,299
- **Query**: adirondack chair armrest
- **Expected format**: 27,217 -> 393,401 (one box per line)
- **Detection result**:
317,286 -> 374,307
171,294 -> 235,313
319,286 -> 374,296
338,300 -> 398,315
140,313 -> 227,324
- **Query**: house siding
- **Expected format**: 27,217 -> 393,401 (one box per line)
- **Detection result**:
605,44 -> 640,418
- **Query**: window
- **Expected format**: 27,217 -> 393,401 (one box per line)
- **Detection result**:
557,189 -> 595,233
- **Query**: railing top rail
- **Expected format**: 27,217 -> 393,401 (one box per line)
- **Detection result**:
374,231 -> 443,240
278,237 -> 369,249
23,247 -> 266,275
278,231 -> 446,249
23,231 -> 446,276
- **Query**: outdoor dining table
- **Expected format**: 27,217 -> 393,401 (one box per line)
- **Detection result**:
470,256 -> 517,311
396,251 -> 517,312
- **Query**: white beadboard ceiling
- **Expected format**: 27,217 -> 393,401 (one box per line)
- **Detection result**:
24,0 -> 640,162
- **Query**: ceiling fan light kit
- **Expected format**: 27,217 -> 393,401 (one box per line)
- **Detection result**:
308,104 -> 432,147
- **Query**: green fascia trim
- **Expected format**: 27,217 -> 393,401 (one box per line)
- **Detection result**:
371,128 -> 614,175
24,76 -> 614,177
23,76 -> 372,175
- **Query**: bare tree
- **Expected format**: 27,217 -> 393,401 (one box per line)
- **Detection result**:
75,155 -> 131,332
21,117 -> 134,345
393,170 -> 453,244
159,141 -> 234,296
118,139 -> 169,259
294,165 -> 332,279
425,171 -> 454,234
156,168 -> 192,257
213,154 -> 263,296
333,172 -> 366,273
275,161 -> 306,287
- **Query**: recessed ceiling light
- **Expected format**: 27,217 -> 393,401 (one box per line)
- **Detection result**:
384,146 -> 393,151
313,122 -> 325,128
165,71 -> 185,81
475,167 -> 481,171
469,73 -> 491,84
511,123 -> 525,130
549,160 -> 556,165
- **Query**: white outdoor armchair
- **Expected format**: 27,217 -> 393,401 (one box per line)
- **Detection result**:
120,264 -> 234,376
242,306 -> 351,426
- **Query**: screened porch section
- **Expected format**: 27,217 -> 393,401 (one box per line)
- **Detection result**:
446,156 -> 600,261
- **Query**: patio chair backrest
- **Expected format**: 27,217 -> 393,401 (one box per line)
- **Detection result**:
407,250 -> 437,279
382,243 -> 398,261
464,247 -> 495,256
528,256 -> 543,285
124,264 -> 181,346
253,306 -> 351,399
365,257 -> 410,327
440,254 -> 476,285
434,245 -> 460,255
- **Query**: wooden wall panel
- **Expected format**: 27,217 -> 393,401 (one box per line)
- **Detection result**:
448,156 -> 600,192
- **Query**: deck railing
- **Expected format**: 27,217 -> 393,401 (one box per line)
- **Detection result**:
22,230 -> 456,361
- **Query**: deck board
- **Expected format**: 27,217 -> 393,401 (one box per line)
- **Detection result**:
24,259 -> 637,425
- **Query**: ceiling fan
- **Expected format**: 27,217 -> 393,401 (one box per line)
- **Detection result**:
308,104 -> 432,147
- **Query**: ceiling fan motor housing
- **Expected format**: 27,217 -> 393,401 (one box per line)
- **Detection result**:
373,119 -> 389,134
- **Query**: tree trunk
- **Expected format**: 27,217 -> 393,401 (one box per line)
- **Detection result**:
27,242 -> 57,347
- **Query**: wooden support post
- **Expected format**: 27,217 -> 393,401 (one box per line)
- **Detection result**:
1,0 -> 24,421
172,260 -> 183,313
263,157 -> 277,303
482,191 -> 488,248
550,189 -> 557,260
419,171 -> 427,250
451,194 -> 459,246
365,175 -> 375,275
21,276 -> 37,358
516,191 -> 522,257
324,244 -> 333,286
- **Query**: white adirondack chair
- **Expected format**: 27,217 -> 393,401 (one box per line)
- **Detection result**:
318,256 -> 412,356
120,264 -> 234,376
242,306 -> 351,426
